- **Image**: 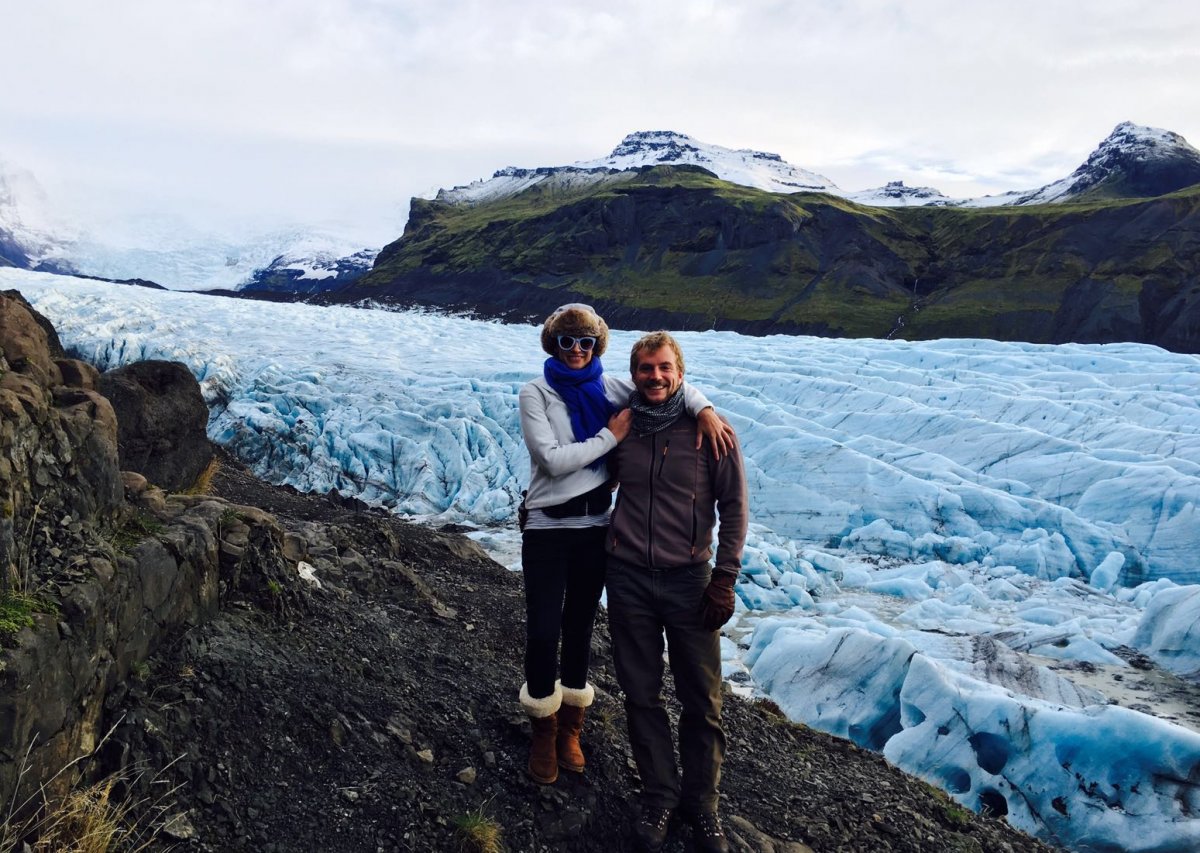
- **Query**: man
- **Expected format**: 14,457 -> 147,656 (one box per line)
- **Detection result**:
605,331 -> 748,853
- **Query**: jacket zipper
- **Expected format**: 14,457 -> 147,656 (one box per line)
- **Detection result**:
646,432 -> 657,568
690,493 -> 698,558
657,439 -> 670,477
610,490 -> 622,550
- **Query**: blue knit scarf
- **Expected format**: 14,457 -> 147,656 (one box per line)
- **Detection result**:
543,356 -> 614,471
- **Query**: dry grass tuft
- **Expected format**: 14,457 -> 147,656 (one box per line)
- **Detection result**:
1,724 -> 179,853
1,775 -> 168,853
453,807 -> 504,853
20,777 -> 125,852
181,457 -> 221,496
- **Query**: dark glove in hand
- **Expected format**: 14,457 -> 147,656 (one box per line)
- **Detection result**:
701,571 -> 738,631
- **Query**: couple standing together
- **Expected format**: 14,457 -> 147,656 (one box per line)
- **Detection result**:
517,303 -> 748,853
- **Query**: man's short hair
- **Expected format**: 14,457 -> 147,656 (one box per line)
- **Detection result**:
629,331 -> 685,375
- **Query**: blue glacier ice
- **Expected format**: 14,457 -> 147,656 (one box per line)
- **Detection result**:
8,269 -> 1200,852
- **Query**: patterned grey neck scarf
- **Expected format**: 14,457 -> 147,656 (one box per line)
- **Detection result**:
628,387 -> 686,435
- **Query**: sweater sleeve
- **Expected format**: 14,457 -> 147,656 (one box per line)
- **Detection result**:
519,383 -> 618,477
603,375 -> 713,415
711,431 -> 749,575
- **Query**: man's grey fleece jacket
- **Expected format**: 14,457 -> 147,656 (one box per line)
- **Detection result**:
605,413 -> 748,574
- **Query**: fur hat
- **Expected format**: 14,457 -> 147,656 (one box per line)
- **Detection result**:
540,303 -> 609,358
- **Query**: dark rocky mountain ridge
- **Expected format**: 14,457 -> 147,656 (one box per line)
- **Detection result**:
326,166 -> 1200,353
6,122 -> 1200,353
311,121 -> 1200,354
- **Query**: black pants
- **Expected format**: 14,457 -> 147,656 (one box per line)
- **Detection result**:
606,555 -> 724,813
522,526 -> 608,699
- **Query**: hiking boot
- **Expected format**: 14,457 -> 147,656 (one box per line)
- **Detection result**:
519,683 -> 562,784
685,809 -> 730,853
556,702 -> 586,772
633,805 -> 673,852
557,682 -> 594,773
527,712 -> 559,783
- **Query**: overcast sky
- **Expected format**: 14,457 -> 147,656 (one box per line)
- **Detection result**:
3,0 -> 1199,247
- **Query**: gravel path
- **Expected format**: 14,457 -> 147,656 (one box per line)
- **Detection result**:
108,450 -> 1060,852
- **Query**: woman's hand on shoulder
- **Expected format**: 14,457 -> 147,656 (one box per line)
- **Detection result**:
608,408 -> 632,442
696,407 -> 735,459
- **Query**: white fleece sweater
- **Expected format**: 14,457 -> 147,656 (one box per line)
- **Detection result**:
518,375 -> 711,511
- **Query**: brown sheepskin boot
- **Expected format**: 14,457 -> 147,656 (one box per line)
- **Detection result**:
520,683 -> 562,784
557,682 -> 595,773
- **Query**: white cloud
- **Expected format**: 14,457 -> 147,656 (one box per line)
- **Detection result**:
2,0 -> 1199,243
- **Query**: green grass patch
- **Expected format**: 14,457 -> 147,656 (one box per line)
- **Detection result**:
775,282 -> 912,336
894,274 -> 1069,342
924,783 -> 975,828
0,590 -> 58,644
130,659 -> 151,683
105,511 -> 166,555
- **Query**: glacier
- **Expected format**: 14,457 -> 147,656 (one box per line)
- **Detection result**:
8,269 -> 1200,853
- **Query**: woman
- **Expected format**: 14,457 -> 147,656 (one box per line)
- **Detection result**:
517,303 -> 732,784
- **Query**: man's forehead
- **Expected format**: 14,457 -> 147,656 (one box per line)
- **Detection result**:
636,345 -> 679,367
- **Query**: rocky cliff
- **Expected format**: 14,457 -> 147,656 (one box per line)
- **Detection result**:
0,290 -> 228,813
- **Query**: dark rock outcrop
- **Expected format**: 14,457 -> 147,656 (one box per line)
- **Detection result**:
0,292 -> 121,583
0,290 -> 303,820
1,291 -> 122,806
98,360 -> 213,493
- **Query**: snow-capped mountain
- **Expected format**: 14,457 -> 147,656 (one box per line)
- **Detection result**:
437,123 -> 1200,211
845,180 -> 955,207
59,224 -> 377,293
8,122 -> 1199,291
242,246 -> 378,295
437,130 -> 840,205
0,167 -> 377,292
966,121 -> 1200,207
591,130 -> 838,193
0,163 -> 78,273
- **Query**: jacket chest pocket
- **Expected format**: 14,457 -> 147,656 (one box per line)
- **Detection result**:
656,434 -> 702,492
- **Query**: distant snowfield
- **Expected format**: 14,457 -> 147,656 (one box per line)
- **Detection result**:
9,270 -> 1200,853
64,227 -> 377,292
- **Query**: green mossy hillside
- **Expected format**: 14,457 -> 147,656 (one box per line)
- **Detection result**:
334,168 -> 1200,352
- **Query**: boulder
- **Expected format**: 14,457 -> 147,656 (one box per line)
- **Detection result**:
55,358 -> 100,390
98,360 -> 212,492
0,293 -> 122,583
0,288 -> 61,387
1,288 -> 66,359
